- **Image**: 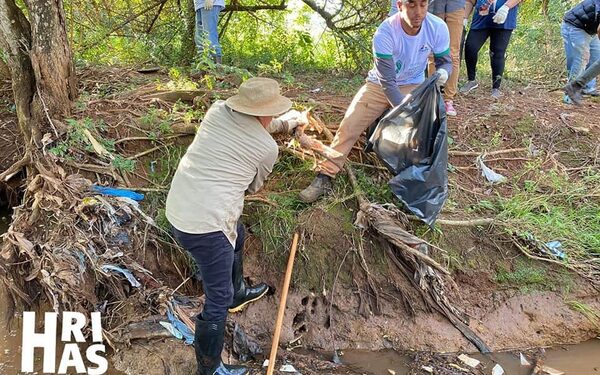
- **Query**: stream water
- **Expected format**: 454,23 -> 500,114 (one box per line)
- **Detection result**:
343,339 -> 600,374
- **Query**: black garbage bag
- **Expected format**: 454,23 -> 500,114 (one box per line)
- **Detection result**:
365,74 -> 448,226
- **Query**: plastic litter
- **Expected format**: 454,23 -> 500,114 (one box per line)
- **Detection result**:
91,185 -> 145,201
387,370 -> 396,375
167,307 -> 194,345
232,323 -> 262,362
492,363 -> 504,375
539,365 -> 565,375
457,354 -> 480,368
366,74 -> 449,226
280,364 -> 298,373
101,265 -> 141,288
545,241 -> 566,260
421,366 -> 433,373
159,321 -> 183,340
519,352 -> 531,366
476,155 -> 506,184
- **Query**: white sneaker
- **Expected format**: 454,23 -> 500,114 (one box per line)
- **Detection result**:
445,100 -> 457,116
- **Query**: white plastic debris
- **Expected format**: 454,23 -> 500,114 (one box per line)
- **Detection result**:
476,155 -> 507,184
421,366 -> 433,373
519,353 -> 531,366
492,363 -> 505,375
280,364 -> 298,372
262,359 -> 269,367
539,365 -> 565,375
159,321 -> 182,340
458,354 -> 481,368
387,370 -> 396,375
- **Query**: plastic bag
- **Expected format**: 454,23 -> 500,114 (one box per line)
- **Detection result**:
365,74 -> 448,226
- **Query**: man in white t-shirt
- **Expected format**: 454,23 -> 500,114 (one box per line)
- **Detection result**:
299,0 -> 452,203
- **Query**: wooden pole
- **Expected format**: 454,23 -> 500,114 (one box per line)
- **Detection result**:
266,233 -> 299,375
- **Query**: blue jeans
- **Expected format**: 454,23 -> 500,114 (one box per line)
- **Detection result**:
195,6 -> 223,58
172,222 -> 244,321
561,22 -> 600,93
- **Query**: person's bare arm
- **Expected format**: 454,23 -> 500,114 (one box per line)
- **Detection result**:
503,0 -> 522,8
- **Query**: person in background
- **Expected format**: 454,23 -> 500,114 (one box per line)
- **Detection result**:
460,0 -> 522,98
194,0 -> 224,63
564,24 -> 600,104
561,0 -> 600,104
390,0 -> 465,116
166,78 -> 307,375
299,0 -> 451,203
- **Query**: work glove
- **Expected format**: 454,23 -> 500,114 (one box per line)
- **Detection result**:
204,0 -> 214,10
274,110 -> 308,133
436,69 -> 449,87
492,4 -> 510,24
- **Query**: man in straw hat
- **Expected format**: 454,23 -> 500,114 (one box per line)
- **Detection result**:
166,77 -> 307,375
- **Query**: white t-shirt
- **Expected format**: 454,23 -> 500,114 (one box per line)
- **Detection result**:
367,13 -> 450,86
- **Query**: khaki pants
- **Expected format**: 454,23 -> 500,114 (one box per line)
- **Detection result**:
428,9 -> 464,101
318,82 -> 417,177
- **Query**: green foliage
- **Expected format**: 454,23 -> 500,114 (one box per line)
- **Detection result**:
353,167 -> 395,204
566,300 -> 600,328
469,163 -> 600,259
111,155 -> 136,172
49,117 -> 110,158
495,260 -> 549,290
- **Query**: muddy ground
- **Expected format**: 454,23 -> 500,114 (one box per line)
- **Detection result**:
1,68 -> 599,374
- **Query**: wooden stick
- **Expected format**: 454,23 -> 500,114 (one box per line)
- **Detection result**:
266,233 -> 299,375
449,147 -> 527,157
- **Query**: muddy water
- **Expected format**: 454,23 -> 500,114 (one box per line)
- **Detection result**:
343,339 -> 600,374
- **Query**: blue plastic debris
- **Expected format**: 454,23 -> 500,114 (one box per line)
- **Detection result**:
167,307 -> 195,345
91,185 -> 145,201
545,241 -> 566,260
101,265 -> 141,288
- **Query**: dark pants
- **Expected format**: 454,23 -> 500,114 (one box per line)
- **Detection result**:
464,28 -> 513,89
173,222 -> 245,322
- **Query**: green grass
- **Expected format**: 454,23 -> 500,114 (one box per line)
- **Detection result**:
472,165 -> 600,259
495,260 -> 547,285
566,301 -> 600,328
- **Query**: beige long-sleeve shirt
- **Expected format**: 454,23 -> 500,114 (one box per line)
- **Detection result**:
166,100 -> 289,246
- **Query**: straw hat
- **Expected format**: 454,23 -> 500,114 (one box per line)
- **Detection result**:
226,77 -> 292,116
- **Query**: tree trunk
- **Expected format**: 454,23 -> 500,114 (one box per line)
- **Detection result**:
181,0 -> 197,65
26,0 -> 77,141
0,0 -> 76,150
0,0 -> 36,145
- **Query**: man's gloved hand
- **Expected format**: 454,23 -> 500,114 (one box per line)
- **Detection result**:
204,0 -> 214,10
436,69 -> 449,86
492,5 -> 510,24
275,110 -> 309,132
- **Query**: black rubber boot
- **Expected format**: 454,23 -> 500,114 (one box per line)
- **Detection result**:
194,318 -> 249,375
229,250 -> 269,313
299,173 -> 332,203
